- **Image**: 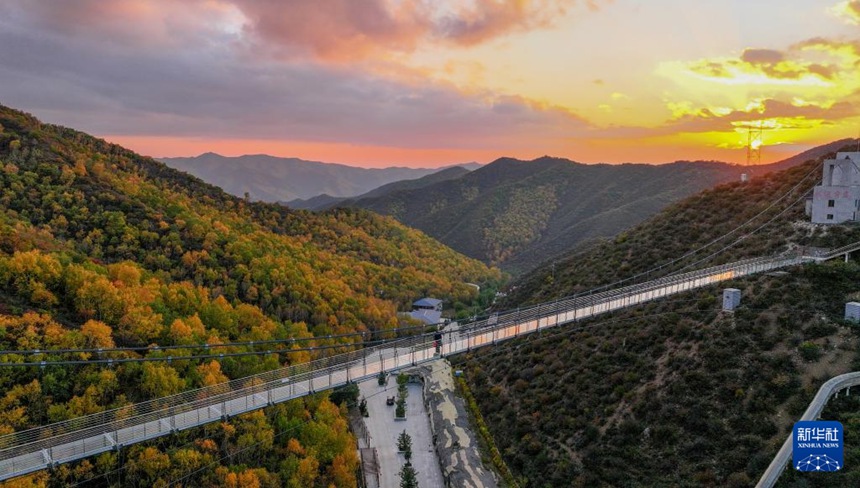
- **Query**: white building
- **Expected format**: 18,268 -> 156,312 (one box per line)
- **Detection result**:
811,152 -> 860,224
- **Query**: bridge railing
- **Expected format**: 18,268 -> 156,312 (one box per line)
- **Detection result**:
0,249 -> 818,478
0,329 -> 442,463
756,372 -> 860,488
822,241 -> 860,260
463,254 -> 806,337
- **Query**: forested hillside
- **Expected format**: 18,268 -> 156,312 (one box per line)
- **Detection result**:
338,156 -> 750,274
460,149 -> 860,486
506,158 -> 857,306
0,104 -> 501,487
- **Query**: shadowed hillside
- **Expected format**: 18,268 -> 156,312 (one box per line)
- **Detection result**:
460,148 -> 860,487
337,156 -> 754,274
286,165 -> 472,210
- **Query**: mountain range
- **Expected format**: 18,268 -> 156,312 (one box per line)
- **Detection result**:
330,156 -> 750,274
163,143 -> 855,277
159,152 -> 480,202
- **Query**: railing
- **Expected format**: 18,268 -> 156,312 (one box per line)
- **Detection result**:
822,241 -> 860,260
756,372 -> 860,487
0,250 -> 821,481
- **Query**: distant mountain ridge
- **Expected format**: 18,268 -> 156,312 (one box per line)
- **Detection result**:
287,165 -> 472,210
159,152 -> 480,202
333,155 -> 755,274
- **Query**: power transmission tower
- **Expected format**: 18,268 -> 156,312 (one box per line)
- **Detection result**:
740,122 -> 765,183
746,123 -> 763,167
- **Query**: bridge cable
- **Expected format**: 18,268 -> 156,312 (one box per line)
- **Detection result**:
538,160 -> 822,301
0,322 -> 438,357
1,163 -> 822,361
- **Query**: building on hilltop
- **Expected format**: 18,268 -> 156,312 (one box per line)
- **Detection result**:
408,297 -> 443,325
810,152 -> 860,224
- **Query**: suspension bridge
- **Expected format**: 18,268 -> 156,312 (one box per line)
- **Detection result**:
2,239 -> 859,483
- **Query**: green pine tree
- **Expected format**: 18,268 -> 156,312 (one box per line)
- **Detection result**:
400,462 -> 419,488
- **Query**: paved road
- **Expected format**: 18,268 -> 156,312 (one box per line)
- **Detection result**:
756,372 -> 860,487
359,377 -> 444,488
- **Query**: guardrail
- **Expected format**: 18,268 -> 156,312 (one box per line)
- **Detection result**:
822,241 -> 860,261
756,372 -> 860,487
0,250 -> 822,481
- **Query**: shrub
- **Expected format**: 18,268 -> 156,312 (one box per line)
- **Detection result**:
798,341 -> 822,361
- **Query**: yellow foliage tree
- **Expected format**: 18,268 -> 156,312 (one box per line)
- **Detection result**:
108,261 -> 141,287
80,320 -> 115,349
197,360 -> 229,387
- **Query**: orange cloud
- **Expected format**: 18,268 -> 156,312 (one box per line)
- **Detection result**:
233,0 -> 610,60
831,0 -> 860,24
655,34 -> 860,140
682,49 -> 836,85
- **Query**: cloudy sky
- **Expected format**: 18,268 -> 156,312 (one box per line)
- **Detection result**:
0,0 -> 858,167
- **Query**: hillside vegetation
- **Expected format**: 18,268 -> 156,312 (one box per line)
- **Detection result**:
0,105 -> 501,336
460,150 -> 860,487
460,265 -> 860,486
0,104 -> 501,487
506,158 -> 858,306
338,156 -> 751,274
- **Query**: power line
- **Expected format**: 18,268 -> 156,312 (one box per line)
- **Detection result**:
0,337 -> 413,367
671,181 -> 813,275
63,295 -> 810,486
0,322 -> 440,357
1,161 -> 822,361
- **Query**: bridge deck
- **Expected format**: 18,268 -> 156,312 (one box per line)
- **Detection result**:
0,253 -> 816,481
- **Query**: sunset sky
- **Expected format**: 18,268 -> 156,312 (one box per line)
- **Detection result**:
0,0 -> 859,168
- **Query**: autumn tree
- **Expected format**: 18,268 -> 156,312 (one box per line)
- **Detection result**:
80,320 -> 115,349
127,447 -> 170,485
141,363 -> 185,398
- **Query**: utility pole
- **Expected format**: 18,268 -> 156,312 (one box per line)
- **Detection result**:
741,121 -> 766,183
